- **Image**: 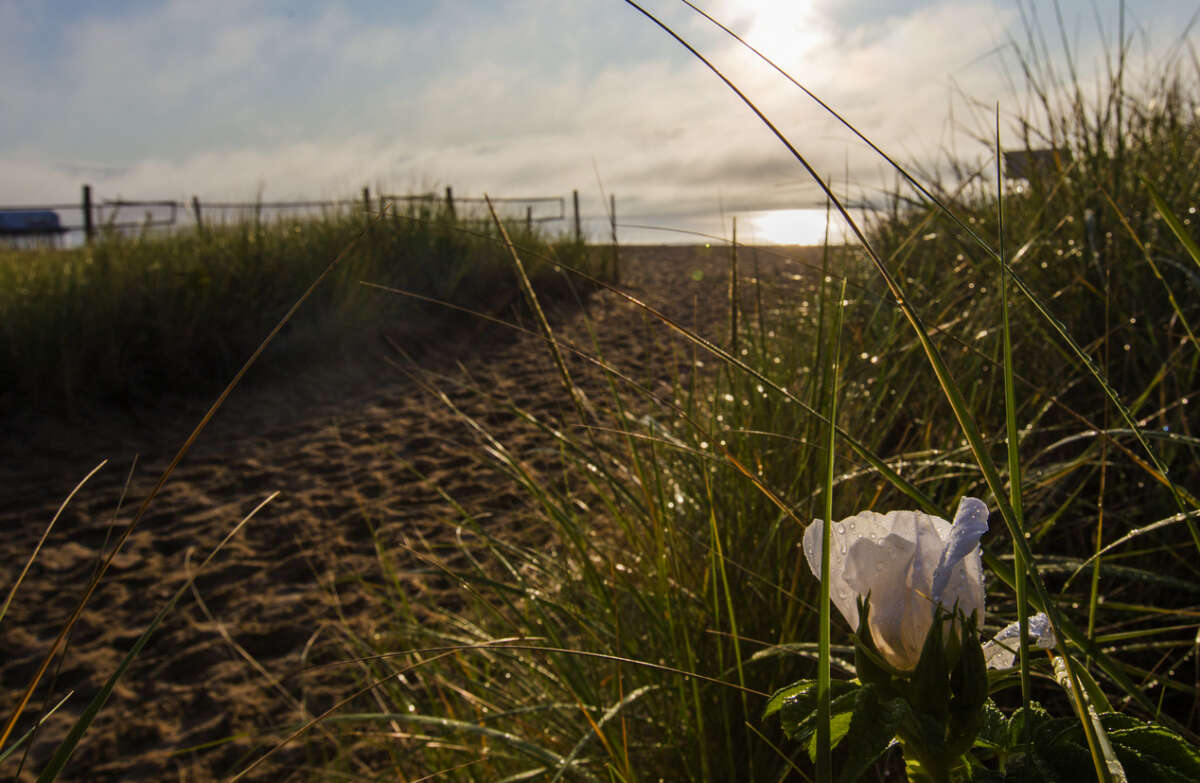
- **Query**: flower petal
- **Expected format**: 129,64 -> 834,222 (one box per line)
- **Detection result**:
804,510 -> 902,632
982,612 -> 1057,669
841,512 -> 942,670
803,518 -> 859,630
843,531 -> 927,669
931,497 -> 988,610
903,511 -> 954,664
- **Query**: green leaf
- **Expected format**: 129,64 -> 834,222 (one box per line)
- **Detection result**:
1108,723 -> 1200,782
779,682 -> 860,743
808,711 -> 854,764
835,685 -> 912,783
973,701 -> 1008,752
764,679 -> 818,721
1005,711 -> 1200,783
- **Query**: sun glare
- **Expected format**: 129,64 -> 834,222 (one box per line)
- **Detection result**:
745,208 -> 842,246
723,1 -> 826,66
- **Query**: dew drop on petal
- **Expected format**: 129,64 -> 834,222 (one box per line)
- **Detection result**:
836,523 -> 846,534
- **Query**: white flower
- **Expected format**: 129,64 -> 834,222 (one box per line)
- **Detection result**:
803,497 -> 989,671
982,612 -> 1057,669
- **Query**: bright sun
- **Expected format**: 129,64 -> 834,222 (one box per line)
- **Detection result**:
745,208 -> 841,246
717,1 -> 826,66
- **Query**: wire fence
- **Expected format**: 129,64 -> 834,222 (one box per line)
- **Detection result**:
0,185 -> 579,248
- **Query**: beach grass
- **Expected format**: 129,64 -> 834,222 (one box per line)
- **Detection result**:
4,4 -> 1200,782
0,199 -> 588,412
284,8 -> 1200,782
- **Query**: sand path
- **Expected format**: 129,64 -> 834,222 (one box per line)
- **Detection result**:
0,244 -> 818,781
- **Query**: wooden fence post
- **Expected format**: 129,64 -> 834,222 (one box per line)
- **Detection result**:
191,196 -> 203,231
573,189 -> 581,242
362,186 -> 371,231
526,205 -> 533,233
445,186 -> 455,219
82,184 -> 94,244
610,193 -> 620,285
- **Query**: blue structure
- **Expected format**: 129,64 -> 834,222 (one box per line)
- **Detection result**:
0,209 -> 66,236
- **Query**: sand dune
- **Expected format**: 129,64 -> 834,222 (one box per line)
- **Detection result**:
0,244 -> 818,781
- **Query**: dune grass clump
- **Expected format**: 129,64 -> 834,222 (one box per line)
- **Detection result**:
0,200 -> 587,411
293,10 -> 1200,783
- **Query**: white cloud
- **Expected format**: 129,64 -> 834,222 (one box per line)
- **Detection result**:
1,0 -> 1193,244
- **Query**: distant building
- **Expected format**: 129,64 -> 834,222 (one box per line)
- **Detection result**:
0,209 -> 68,249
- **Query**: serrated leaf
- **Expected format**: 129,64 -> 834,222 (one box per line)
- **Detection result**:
973,701 -> 1008,751
1013,712 -> 1200,783
764,679 -> 818,721
835,684 -> 912,783
1099,714 -> 1147,732
1109,723 -> 1200,782
782,683 -> 861,743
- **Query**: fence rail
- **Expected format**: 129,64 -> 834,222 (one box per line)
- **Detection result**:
0,184 -> 584,247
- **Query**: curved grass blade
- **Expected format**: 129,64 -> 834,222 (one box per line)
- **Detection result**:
0,692 -> 72,766
328,712 -> 595,780
0,461 -> 106,624
1146,178 -> 1200,274
679,0 -> 1194,530
816,279 -> 846,783
549,684 -> 657,782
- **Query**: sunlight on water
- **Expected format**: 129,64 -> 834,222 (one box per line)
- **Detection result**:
743,208 -> 849,246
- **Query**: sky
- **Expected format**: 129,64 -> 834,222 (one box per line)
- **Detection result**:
1,0 -> 1196,244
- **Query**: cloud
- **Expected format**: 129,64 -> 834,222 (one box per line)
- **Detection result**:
1,0 -> 1192,243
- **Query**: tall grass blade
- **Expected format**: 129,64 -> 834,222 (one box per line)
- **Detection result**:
995,110 -> 1033,752
549,684 -> 657,782
1145,177 -> 1200,272
0,693 -> 72,765
0,461 -> 106,624
817,279 -> 846,783
484,194 -> 589,424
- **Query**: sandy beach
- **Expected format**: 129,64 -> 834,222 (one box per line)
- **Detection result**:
0,244 -> 819,781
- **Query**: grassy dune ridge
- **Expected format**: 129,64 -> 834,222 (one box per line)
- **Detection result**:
0,202 -> 589,410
